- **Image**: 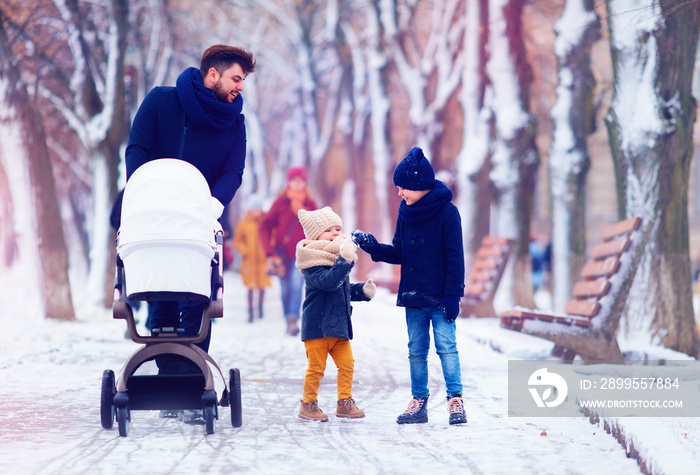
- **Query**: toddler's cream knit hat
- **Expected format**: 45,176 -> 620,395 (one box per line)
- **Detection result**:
298,207 -> 343,240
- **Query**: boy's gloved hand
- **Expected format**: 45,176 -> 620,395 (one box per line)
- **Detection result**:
351,230 -> 380,255
339,241 -> 358,263
439,295 -> 461,322
362,279 -> 376,299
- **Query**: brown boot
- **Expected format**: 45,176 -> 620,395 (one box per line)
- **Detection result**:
335,397 -> 365,418
298,400 -> 329,422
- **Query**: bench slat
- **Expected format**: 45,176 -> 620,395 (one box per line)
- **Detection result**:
469,270 -> 492,282
563,300 -> 600,318
500,309 -> 592,327
476,247 -> 505,258
482,236 -> 510,246
599,216 -> 641,241
590,236 -> 630,259
571,279 -> 610,298
580,256 -> 620,278
472,259 -> 497,271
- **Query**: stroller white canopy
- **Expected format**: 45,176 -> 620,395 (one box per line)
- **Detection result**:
118,159 -> 217,300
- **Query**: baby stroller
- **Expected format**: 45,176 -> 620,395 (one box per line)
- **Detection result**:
100,159 -> 242,436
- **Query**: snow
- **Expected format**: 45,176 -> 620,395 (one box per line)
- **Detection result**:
554,0 -> 596,58
607,0 -> 664,155
0,81 -> 43,320
1,271 -> 699,474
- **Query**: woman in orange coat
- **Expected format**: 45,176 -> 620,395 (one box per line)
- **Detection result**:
233,198 -> 271,323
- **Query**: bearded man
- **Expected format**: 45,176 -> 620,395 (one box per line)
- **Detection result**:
124,44 -> 256,377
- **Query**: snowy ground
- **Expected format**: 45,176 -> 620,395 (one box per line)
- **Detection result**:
0,272 -> 698,475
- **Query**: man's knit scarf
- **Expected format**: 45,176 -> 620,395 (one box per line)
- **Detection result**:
176,67 -> 243,130
398,180 -> 453,224
295,234 -> 352,273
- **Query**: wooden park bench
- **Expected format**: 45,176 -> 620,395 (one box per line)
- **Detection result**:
499,217 -> 643,362
461,236 -> 513,318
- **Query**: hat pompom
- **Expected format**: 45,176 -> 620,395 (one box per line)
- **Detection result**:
392,147 -> 435,191
298,206 -> 343,240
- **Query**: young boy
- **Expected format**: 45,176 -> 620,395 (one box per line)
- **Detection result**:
352,147 -> 467,425
295,206 -> 376,421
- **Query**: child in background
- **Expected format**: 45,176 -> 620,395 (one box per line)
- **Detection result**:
295,207 -> 376,421
352,147 -> 467,425
233,196 -> 271,323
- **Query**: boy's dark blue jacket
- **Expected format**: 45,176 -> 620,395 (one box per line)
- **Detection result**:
125,84 -> 246,207
300,257 -> 370,341
371,180 -> 465,308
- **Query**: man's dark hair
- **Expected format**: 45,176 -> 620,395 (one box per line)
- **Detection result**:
200,45 -> 256,77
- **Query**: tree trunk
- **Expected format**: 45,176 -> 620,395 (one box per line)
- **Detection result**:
548,0 -> 600,312
100,0 -> 130,307
0,10 -> 75,320
358,0 -> 398,282
605,0 -> 699,357
457,0 -> 492,278
487,0 -> 540,309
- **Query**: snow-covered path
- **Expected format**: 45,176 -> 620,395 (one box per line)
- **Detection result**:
0,272 -> 659,474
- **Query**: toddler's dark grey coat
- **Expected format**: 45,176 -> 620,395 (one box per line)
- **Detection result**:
300,257 -> 370,341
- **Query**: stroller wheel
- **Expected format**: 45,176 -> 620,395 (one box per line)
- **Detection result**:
100,370 -> 116,429
204,404 -> 216,435
117,406 -> 130,437
229,368 -> 242,428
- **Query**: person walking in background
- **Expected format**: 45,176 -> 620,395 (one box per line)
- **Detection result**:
352,147 -> 467,426
123,44 -> 255,383
530,232 -> 552,292
295,207 -> 376,421
233,196 -> 271,323
259,167 -> 318,336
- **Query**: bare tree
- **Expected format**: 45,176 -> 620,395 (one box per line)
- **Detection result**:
456,0 -> 492,281
0,6 -> 75,320
487,0 -> 540,309
44,0 -> 130,307
380,0 -> 466,157
548,0 -> 600,312
605,0 -> 700,356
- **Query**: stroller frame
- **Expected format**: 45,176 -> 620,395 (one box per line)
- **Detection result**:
101,244 -> 242,436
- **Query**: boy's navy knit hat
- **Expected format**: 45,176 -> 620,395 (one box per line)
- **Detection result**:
393,147 -> 435,191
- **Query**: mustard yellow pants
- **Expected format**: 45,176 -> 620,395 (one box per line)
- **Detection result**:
303,337 -> 354,402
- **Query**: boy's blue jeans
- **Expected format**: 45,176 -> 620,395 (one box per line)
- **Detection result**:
405,306 -> 463,399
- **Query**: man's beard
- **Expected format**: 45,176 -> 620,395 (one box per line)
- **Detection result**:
212,80 -> 234,104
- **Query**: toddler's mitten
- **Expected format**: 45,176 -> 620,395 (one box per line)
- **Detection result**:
439,295 -> 461,322
340,241 -> 358,263
362,279 -> 376,299
351,230 -> 380,255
